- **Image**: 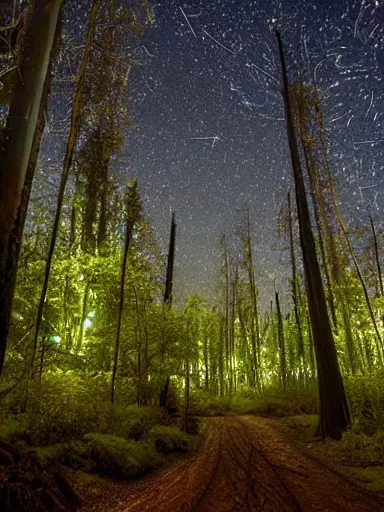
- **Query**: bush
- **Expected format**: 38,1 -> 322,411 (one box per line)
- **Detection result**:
84,433 -> 162,478
189,390 -> 231,416
37,440 -> 91,471
0,373 -> 169,447
0,414 -> 28,444
230,397 -> 259,414
107,405 -> 167,440
345,374 -> 384,436
279,414 -> 319,437
147,426 -> 190,454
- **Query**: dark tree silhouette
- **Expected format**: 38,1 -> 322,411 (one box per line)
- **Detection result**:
0,0 -> 64,375
276,28 -> 350,439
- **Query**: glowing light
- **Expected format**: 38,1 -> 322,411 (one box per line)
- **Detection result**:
50,336 -> 61,344
84,318 -> 92,329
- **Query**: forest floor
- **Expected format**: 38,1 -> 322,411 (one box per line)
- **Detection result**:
72,415 -> 384,512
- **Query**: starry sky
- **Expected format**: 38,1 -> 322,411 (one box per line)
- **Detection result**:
41,0 -> 384,308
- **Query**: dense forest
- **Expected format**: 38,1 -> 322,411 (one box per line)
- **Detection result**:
0,1 -> 384,511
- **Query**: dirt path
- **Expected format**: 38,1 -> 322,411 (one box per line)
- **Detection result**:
80,416 -> 384,511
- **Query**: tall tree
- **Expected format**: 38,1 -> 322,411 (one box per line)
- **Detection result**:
164,213 -> 176,304
0,0 -> 64,375
275,285 -> 287,391
30,0 -> 99,371
276,28 -> 350,439
243,212 -> 261,389
370,214 -> 384,298
111,180 -> 142,403
159,213 -> 176,408
287,191 -> 305,385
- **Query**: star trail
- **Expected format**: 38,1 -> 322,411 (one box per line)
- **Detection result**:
41,0 -> 384,306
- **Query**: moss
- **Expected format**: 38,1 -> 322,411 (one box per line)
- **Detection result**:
343,466 -> 384,493
84,433 -> 162,478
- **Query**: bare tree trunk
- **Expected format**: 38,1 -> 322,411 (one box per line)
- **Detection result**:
287,190 -> 305,386
243,213 -> 261,389
0,0 -> 63,375
30,0 -> 99,372
111,180 -> 141,403
370,214 -> 384,297
275,287 -> 287,391
182,323 -> 190,433
276,28 -> 350,439
159,213 -> 176,407
218,316 -> 225,396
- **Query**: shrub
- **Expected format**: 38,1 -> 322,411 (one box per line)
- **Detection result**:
189,390 -> 231,416
84,433 -> 162,478
147,426 -> 190,454
107,405 -> 167,440
37,440 -> 91,471
0,414 -> 28,444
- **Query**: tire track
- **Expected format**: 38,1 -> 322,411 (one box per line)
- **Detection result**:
80,416 -> 384,512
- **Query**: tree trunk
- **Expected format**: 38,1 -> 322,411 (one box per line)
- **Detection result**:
0,0 -> 63,375
111,180 -> 141,403
287,190 -> 305,386
30,0 -> 99,371
276,28 -> 350,439
275,287 -> 287,391
370,214 -> 384,297
243,213 -> 261,389
159,213 -> 176,407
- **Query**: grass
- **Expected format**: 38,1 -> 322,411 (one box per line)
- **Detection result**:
279,414 -> 384,495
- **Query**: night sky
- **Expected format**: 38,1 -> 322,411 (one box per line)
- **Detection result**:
42,0 -> 384,307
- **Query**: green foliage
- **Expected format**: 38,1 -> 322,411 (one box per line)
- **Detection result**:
105,405 -> 167,440
36,440 -> 91,471
22,375 -> 110,446
147,426 -> 190,454
345,467 -> 384,493
189,390 -> 231,416
84,434 -> 162,478
0,415 -> 28,444
345,373 -> 384,435
279,414 -> 319,438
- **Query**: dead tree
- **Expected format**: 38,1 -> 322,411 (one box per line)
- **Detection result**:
276,28 -> 350,440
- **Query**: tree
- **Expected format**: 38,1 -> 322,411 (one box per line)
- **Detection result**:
30,0 -> 99,372
275,285 -> 287,391
111,180 -> 142,403
159,213 -> 177,408
0,0 -> 64,375
287,191 -> 305,385
276,28 -> 350,439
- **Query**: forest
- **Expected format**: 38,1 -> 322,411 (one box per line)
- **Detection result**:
0,1 -> 384,511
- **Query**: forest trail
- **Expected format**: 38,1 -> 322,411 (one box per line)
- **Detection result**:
80,416 -> 384,512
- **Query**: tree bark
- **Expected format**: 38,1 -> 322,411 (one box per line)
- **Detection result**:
111,180 -> 141,403
287,191 -> 305,386
159,212 -> 176,407
30,0 -> 99,371
0,0 -> 63,375
276,28 -> 350,440
275,287 -> 287,391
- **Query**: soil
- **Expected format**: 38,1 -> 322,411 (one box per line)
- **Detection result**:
78,415 -> 384,511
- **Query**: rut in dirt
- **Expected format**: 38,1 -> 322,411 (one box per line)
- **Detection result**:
81,415 -> 384,512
